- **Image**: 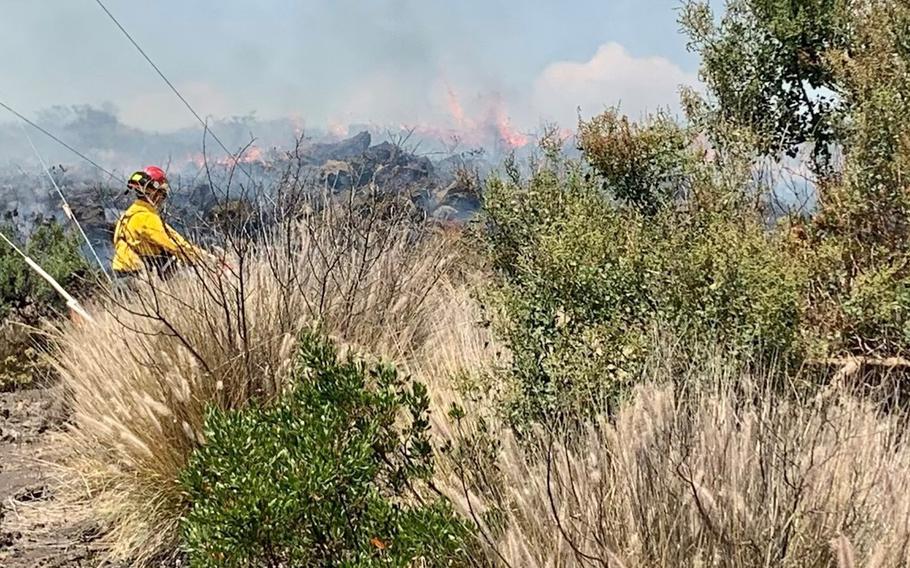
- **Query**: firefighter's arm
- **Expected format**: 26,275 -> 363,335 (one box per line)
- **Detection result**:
135,212 -> 203,263
164,223 -> 205,263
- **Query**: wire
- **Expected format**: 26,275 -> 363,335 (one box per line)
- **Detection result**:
0,99 -> 118,180
93,0 -> 253,180
17,121 -> 113,283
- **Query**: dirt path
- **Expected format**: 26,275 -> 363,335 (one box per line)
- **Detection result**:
0,387 -> 109,567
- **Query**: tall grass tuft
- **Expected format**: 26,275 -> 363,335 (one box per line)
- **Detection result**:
438,347 -> 910,567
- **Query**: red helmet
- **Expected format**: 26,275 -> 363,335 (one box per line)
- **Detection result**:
128,165 -> 170,198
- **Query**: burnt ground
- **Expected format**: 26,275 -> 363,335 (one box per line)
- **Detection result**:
0,386 -> 112,567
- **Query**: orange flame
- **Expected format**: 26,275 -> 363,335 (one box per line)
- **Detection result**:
446,85 -> 469,129
183,145 -> 266,169
239,145 -> 264,163
494,109 -> 529,149
443,87 -> 529,150
327,120 -> 348,139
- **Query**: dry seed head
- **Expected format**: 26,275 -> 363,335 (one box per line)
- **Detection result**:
179,376 -> 191,403
118,427 -> 154,460
831,534 -> 856,568
142,393 -> 173,417
181,421 -> 196,443
75,412 -> 114,438
113,443 -> 137,468
137,403 -> 163,435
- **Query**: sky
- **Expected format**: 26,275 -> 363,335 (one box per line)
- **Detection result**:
0,0 -> 701,137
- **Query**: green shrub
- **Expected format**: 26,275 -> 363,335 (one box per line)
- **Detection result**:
577,109 -> 696,215
680,1 -> 910,360
648,211 -> 804,359
0,217 -> 93,320
839,261 -> 910,356
0,323 -> 44,392
480,151 -> 804,423
0,217 -> 93,390
26,218 -> 95,305
180,332 -> 473,567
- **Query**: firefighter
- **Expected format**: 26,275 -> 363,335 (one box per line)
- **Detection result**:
111,166 -> 203,279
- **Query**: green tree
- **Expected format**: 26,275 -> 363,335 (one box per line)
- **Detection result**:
682,1 -> 910,358
681,0 -> 852,173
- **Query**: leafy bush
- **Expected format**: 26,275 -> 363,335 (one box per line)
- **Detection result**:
649,211 -> 803,359
180,332 -> 473,567
680,1 -> 910,360
838,262 -> 910,356
577,109 -> 696,215
0,217 -> 93,390
0,323 -> 44,392
480,147 -> 803,423
0,217 -> 93,320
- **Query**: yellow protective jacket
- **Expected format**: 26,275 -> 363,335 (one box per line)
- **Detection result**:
111,199 -> 201,274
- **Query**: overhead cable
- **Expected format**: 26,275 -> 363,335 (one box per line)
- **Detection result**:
0,99 -> 118,180
18,121 -> 112,283
93,0 -> 253,180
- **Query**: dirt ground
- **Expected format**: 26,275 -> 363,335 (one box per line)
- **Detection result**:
0,386 -> 113,567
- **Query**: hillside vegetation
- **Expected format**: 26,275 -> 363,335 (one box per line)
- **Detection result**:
5,1 -> 910,566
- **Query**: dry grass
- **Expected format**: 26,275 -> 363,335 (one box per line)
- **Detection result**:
50,205 -> 464,564
436,353 -> 910,567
